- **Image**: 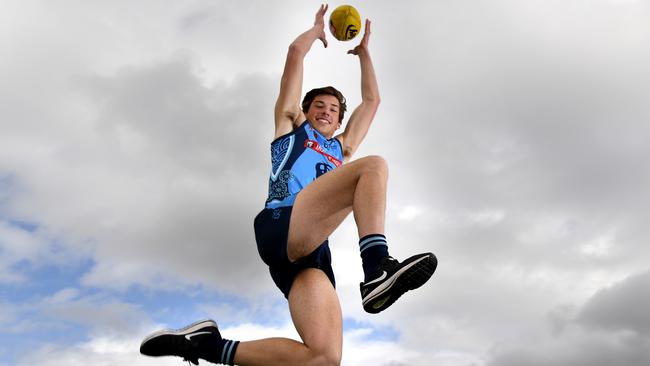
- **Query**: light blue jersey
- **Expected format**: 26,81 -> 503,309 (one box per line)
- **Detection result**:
265,121 -> 344,209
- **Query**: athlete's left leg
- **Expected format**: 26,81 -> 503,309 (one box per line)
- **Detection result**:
140,270 -> 341,365
233,268 -> 342,366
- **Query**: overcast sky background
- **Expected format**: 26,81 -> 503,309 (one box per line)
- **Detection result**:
2,0 -> 650,365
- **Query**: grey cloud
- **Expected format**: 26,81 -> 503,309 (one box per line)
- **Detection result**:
3,51 -> 280,295
73,57 -> 279,294
487,331 -> 650,366
368,0 -> 650,279
578,270 -> 650,335
83,54 -> 273,170
374,0 -> 650,212
40,288 -> 150,337
486,270 -> 650,366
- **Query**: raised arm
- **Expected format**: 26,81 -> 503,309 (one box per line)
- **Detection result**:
336,19 -> 380,161
274,5 -> 329,139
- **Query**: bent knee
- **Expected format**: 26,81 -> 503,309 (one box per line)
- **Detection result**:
309,350 -> 341,366
360,155 -> 388,176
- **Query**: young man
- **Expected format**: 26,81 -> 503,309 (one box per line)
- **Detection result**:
140,5 -> 436,366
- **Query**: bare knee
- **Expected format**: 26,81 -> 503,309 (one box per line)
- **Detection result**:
307,349 -> 341,366
359,155 -> 388,178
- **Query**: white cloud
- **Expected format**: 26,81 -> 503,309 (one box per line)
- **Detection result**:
16,335 -> 178,366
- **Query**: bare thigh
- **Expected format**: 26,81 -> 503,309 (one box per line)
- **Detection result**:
287,156 -> 384,262
289,268 -> 342,366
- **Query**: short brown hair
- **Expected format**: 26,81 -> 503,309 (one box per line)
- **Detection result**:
301,86 -> 347,123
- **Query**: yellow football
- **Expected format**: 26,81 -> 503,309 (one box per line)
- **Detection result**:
329,5 -> 361,41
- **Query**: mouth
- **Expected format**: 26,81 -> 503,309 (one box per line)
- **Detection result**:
317,117 -> 331,125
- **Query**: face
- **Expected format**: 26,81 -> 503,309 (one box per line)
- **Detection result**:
305,94 -> 341,138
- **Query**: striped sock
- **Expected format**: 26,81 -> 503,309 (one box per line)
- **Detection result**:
359,234 -> 389,282
197,335 -> 239,365
220,339 -> 239,365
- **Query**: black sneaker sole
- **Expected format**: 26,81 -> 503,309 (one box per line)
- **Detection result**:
362,253 -> 437,314
140,319 -> 218,356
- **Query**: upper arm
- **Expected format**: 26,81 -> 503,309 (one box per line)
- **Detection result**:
274,45 -> 306,138
335,99 -> 380,161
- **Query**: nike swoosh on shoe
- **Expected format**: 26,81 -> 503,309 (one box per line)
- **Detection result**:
365,271 -> 388,286
185,331 -> 213,341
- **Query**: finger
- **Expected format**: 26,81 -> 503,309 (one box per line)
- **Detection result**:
359,20 -> 370,45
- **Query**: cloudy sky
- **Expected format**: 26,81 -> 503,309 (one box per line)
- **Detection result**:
2,0 -> 650,365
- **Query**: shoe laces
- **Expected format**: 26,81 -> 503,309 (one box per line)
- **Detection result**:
182,345 -> 200,365
170,332 -> 199,365
381,256 -> 398,269
183,338 -> 202,365
183,356 -> 199,365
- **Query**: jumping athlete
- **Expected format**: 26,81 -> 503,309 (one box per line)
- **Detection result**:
140,5 -> 436,365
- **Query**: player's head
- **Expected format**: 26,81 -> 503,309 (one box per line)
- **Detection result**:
302,86 -> 347,125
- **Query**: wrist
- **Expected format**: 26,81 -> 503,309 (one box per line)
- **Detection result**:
357,48 -> 371,59
309,25 -> 323,38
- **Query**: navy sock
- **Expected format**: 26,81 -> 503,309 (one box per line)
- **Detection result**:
359,234 -> 389,282
201,337 -> 239,365
219,339 -> 239,366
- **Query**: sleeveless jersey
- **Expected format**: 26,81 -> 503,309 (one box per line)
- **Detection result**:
265,121 -> 344,209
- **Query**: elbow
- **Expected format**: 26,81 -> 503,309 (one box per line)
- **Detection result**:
366,95 -> 381,108
288,43 -> 299,53
287,43 -> 307,58
365,89 -> 381,105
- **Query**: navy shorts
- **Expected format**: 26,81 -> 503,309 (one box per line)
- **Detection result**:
253,206 -> 336,298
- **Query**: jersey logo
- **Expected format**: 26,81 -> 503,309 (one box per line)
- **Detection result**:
304,139 -> 342,167
316,163 -> 333,178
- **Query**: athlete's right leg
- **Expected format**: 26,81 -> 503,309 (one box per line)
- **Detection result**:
287,155 -> 388,261
234,268 -> 342,366
288,154 -> 437,314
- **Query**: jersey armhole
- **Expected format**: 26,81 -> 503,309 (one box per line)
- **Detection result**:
271,121 -> 308,144
333,137 -> 345,160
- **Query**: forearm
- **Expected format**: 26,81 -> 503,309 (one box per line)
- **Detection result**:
358,51 -> 380,104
